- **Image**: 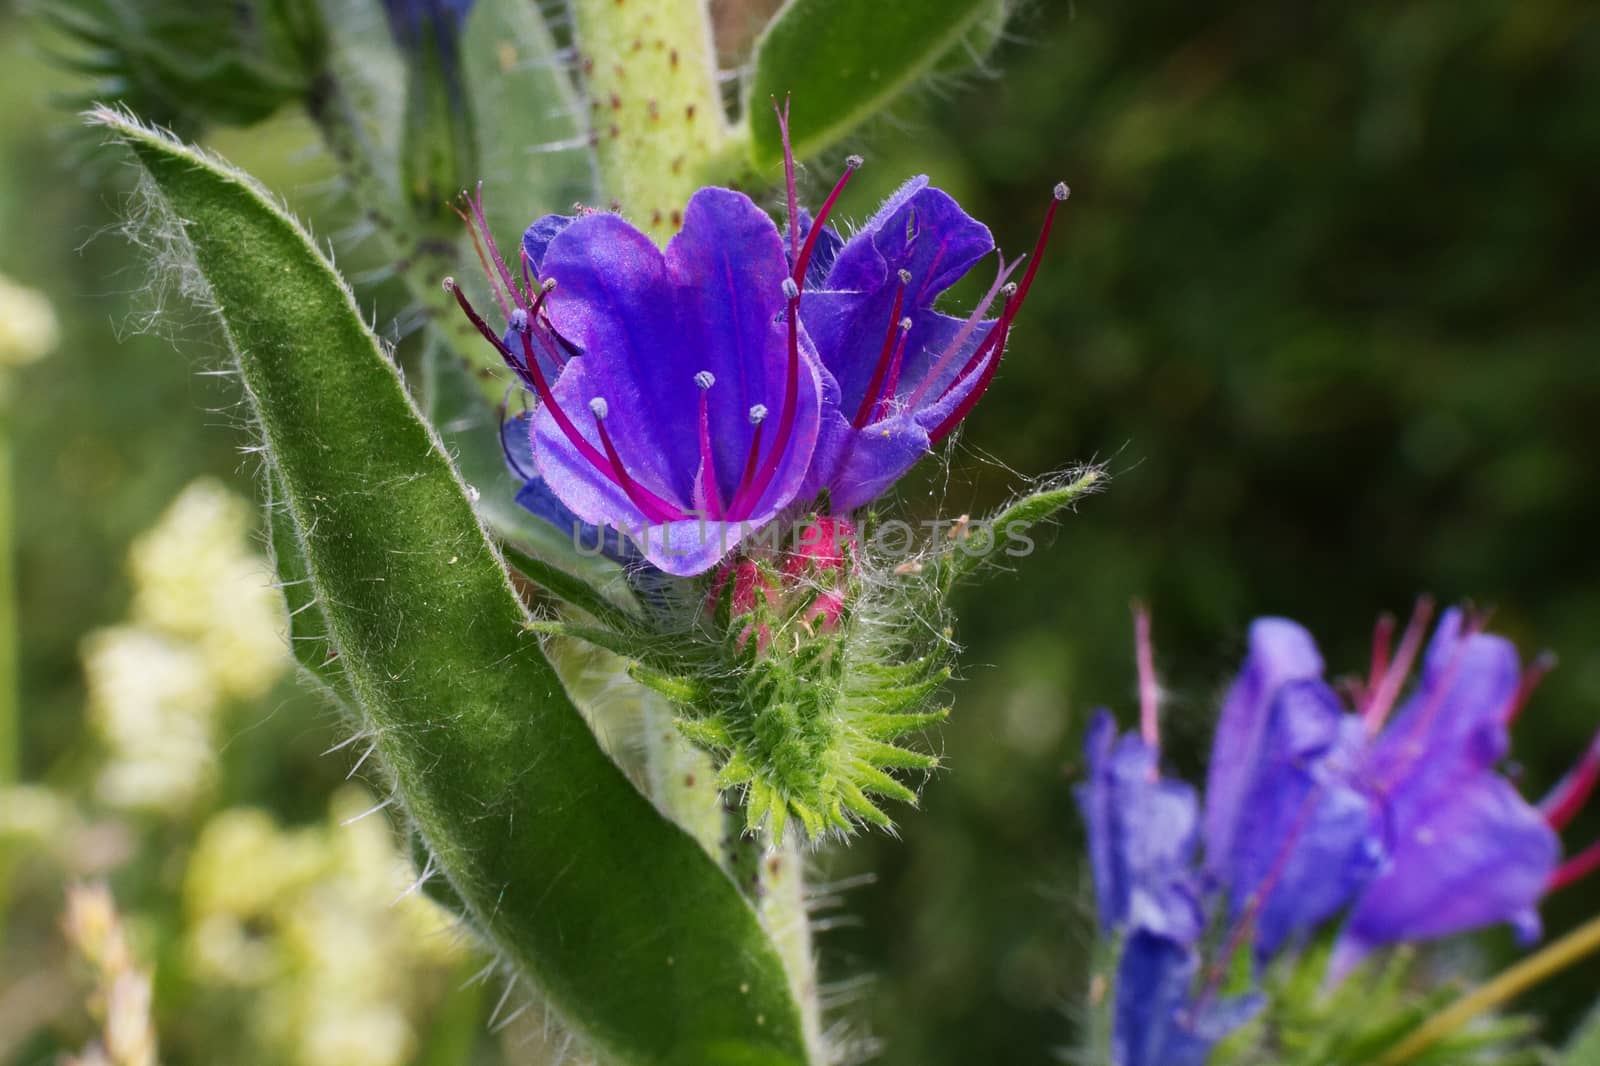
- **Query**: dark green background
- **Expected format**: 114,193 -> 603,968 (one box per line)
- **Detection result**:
4,0 -> 1598,1063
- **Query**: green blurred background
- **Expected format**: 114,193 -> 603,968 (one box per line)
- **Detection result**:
3,0 -> 1599,1062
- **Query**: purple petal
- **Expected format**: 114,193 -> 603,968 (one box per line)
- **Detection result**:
1217,680 -> 1383,959
1114,931 -> 1260,1066
522,214 -> 575,276
664,189 -> 821,511
1075,711 -> 1203,942
822,178 -> 993,298
1203,618 -> 1327,879
531,188 -> 821,570
1338,772 -> 1558,956
805,410 -> 930,514
1367,617 -> 1522,795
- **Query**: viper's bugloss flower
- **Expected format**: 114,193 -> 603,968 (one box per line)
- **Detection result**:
1079,637 -> 1261,1065
1077,710 -> 1203,943
1204,621 -> 1385,961
1080,604 -> 1600,1065
447,107 -> 1067,576
1331,604 -> 1567,971
765,98 -> 1069,512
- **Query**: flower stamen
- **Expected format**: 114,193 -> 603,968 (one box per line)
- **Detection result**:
870,318 -> 915,426
1540,728 -> 1600,832
853,269 -> 911,428
693,370 -> 724,519
792,155 -> 863,288
1362,596 -> 1435,734
589,397 -> 682,524
729,404 -> 769,515
923,183 -> 1070,443
1550,838 -> 1600,894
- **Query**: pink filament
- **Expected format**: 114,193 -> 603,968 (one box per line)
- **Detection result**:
870,323 -> 914,426
592,409 -> 681,524
853,278 -> 909,428
1134,602 -> 1161,750
1550,839 -> 1600,895
695,388 -> 725,519
1361,597 -> 1435,735
903,256 -> 1017,411
1542,730 -> 1600,833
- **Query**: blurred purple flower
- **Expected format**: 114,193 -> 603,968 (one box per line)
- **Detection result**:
1331,605 -> 1566,972
1203,621 -> 1385,960
1077,709 -> 1203,943
1079,603 -> 1600,1064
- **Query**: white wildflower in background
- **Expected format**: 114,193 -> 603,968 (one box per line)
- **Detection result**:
183,786 -> 465,1066
84,626 -> 217,813
84,478 -> 290,813
0,273 -> 59,368
127,477 -> 288,700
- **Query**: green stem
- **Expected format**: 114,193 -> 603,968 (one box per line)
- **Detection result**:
1376,912 -> 1600,1065
567,0 -> 743,241
566,2 -> 820,1054
0,382 -> 14,785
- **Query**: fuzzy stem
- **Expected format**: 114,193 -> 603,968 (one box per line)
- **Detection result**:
757,836 -> 825,1059
1375,912 -> 1600,1065
0,382 -> 14,785
640,691 -> 725,855
305,71 -> 473,353
567,0 -> 742,242
563,5 -> 821,1057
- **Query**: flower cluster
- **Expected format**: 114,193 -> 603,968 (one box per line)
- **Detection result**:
1079,604 -> 1600,1066
448,109 -> 1067,578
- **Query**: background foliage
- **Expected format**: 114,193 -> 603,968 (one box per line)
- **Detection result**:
3,0 -> 1598,1063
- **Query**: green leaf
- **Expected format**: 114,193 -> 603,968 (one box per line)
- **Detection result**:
91,107 -> 808,1066
746,0 -> 1011,169
264,469 -> 355,710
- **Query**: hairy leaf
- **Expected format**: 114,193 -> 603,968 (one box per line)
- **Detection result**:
746,0 -> 1010,168
92,107 -> 808,1066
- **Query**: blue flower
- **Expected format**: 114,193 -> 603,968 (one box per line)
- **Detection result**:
447,107 -> 1072,574
1332,606 -> 1564,971
1079,605 -> 1600,1064
1114,931 -> 1262,1066
1078,705 -> 1260,1066
1076,709 -> 1203,943
794,174 -> 1069,512
1202,622 -> 1385,960
449,188 -> 825,576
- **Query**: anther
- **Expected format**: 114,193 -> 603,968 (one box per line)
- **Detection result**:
898,268 -> 912,284
749,404 -> 769,423
509,307 -> 530,332
781,277 -> 800,301
899,316 -> 912,331
845,154 -> 864,170
694,370 -> 715,389
589,397 -> 609,419
1054,182 -> 1071,201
